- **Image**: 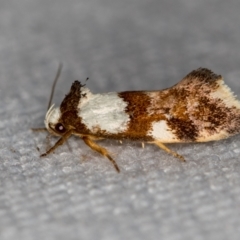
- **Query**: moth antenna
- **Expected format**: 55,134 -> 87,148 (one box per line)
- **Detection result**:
85,77 -> 89,84
47,63 -> 63,110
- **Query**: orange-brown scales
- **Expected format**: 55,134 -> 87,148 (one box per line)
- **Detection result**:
42,68 -> 240,172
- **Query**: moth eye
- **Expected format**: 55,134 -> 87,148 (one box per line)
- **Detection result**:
55,123 -> 66,133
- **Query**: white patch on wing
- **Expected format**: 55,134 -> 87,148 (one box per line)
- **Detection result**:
196,129 -> 229,142
79,87 -> 93,107
148,120 -> 178,143
210,79 -> 240,108
78,91 -> 130,134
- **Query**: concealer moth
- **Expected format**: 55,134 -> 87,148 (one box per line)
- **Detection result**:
36,65 -> 240,172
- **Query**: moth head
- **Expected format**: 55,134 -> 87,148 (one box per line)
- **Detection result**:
44,104 -> 67,136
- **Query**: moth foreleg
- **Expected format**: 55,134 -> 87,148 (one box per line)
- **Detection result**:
151,141 -> 185,162
32,127 -> 48,132
82,137 -> 120,172
40,129 -> 74,157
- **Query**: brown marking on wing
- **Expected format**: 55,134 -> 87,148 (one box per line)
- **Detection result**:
60,110 -> 90,134
181,68 -> 221,86
195,96 -> 240,137
117,91 -> 154,140
147,68 -> 240,142
147,87 -> 199,141
60,81 -> 85,112
183,69 -> 240,139
58,81 -> 91,136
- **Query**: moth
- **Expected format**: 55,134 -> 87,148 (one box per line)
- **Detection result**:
37,66 -> 240,172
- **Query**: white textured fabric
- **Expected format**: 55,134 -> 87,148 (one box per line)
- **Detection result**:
1,0 -> 240,240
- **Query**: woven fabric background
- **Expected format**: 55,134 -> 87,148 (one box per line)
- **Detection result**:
1,0 -> 240,239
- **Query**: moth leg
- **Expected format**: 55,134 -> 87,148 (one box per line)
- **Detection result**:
31,127 -> 48,132
66,140 -> 72,152
46,134 -> 53,149
152,141 -> 185,162
40,129 -> 73,157
82,137 -> 120,173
